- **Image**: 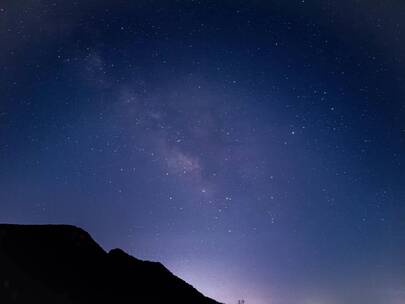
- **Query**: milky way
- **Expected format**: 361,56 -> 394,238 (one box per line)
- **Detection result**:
1,1 -> 404,304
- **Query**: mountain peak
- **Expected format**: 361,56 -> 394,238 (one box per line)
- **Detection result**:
0,224 -> 221,304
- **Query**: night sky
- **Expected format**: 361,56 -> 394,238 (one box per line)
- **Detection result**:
1,1 -> 405,303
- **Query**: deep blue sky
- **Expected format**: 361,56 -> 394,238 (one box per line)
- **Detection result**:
1,1 -> 404,303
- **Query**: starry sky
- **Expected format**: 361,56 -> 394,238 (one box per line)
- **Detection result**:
1,1 -> 405,304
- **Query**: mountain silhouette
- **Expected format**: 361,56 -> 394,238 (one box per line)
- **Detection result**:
0,224 -> 222,304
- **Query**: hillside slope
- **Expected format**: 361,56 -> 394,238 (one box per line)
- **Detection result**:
0,224 -> 221,304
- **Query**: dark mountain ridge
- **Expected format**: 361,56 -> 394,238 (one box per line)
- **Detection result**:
0,224 -> 221,304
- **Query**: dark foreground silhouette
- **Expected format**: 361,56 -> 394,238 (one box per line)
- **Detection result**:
0,224 -> 222,304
